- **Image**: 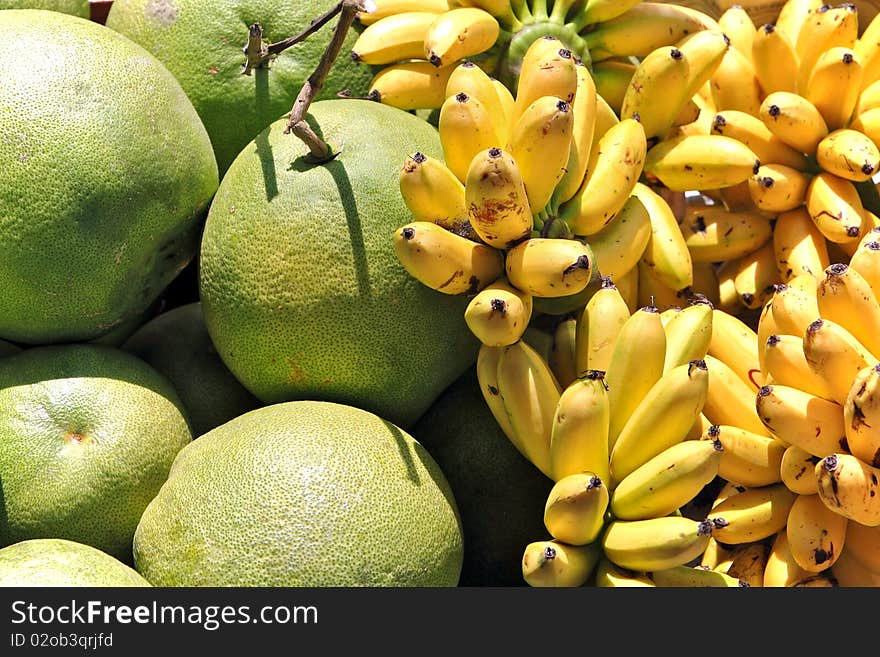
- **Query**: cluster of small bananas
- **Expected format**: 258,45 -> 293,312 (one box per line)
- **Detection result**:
351,0 -> 719,110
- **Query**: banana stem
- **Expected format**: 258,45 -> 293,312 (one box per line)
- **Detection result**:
530,0 -> 549,21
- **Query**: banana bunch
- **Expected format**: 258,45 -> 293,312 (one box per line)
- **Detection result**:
353,0 -> 721,111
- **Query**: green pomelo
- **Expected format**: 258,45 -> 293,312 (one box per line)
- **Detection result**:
105,0 -> 376,175
0,344 -> 193,563
0,539 -> 151,587
0,10 -> 218,345
413,367 -> 553,586
0,340 -> 21,357
133,400 -> 463,586
122,301 -> 262,438
0,1 -> 89,16
198,99 -> 479,430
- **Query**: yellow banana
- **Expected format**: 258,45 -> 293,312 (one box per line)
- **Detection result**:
850,234 -> 880,294
423,7 -> 500,68
726,541 -> 771,588
781,443 -> 822,495
574,276 -> 630,375
491,76 -> 516,128
708,45 -> 763,116
857,8 -> 880,91
356,0 -> 450,26
795,2 -> 859,94
590,59 -> 636,117
772,206 -> 831,282
549,371 -> 611,484
616,261 -> 640,313
452,0 -> 520,28
610,439 -> 723,521
710,109 -> 810,172
856,79 -> 880,116
786,492 -> 848,572
465,147 -> 534,249
512,36 -> 578,123
755,383 -> 846,457
815,452 -> 880,526
704,424 -> 786,488
849,104 -> 880,148
543,471 -> 609,545
700,535 -> 734,570
548,316 -> 578,390
758,91 -> 829,155
815,128 -> 880,183
842,519 -> 880,572
831,543 -> 880,586
805,46 -> 863,132
399,151 -> 468,230
392,221 -> 503,294
680,204 -> 773,264
708,307 -> 761,391
805,172 -> 868,245
769,276 -> 821,338
521,539 -> 602,587
816,263 -> 880,359
609,359 -> 709,485
559,118 -> 647,236
508,95 -> 574,214
367,60 -> 456,110
578,0 -> 643,25
717,3 -> 755,66
751,22 -> 799,96
661,299 -> 713,374
444,60 -> 509,144
803,317 -> 876,405
601,516 -> 715,572
775,0 -> 825,48
748,164 -> 811,214
351,11 -> 438,64
703,353 -> 772,437
464,276 -> 533,347
551,60 -> 598,208
505,237 -> 594,298
650,564 -> 749,587
476,343 -> 525,452
708,482 -> 798,545
636,259 -> 691,312
692,260 -> 721,308
632,182 -> 694,293
763,333 -> 837,402
732,241 -> 783,311
843,363 -> 880,468
756,293 -> 778,378
438,91 -> 500,183
643,133 -> 760,193
587,195 -> 652,286
594,557 -> 656,587
764,527 -> 824,587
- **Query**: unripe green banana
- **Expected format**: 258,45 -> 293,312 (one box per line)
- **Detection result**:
543,471 -> 609,545
602,516 -> 715,572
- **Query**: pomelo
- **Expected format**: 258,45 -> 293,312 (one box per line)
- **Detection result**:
0,340 -> 20,357
133,400 -> 464,586
0,10 -> 218,345
122,301 -> 262,437
105,0 -> 376,175
0,539 -> 151,587
198,99 -> 479,430
0,344 -> 193,563
413,367 -> 553,586
0,1 -> 89,16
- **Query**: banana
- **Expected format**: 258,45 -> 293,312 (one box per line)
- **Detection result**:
831,543 -> 880,586
725,542 -> 771,587
786,492 -> 848,572
805,47 -> 863,132
857,9 -> 880,91
476,343 -> 524,456
619,44 -> 691,143
543,471 -> 609,545
512,36 -> 578,124
464,276 -> 533,347
701,535 -> 734,570
444,60 -> 509,144
604,303 -> 667,451
356,0 -> 450,26
781,443 -> 822,495
815,128 -> 880,183
644,133 -> 760,193
661,298 -> 713,374
578,0 -> 642,26
850,106 -> 880,150
704,424 -> 786,488
842,519 -> 880,572
637,258 -> 689,312
773,206 -> 831,282
439,91 -> 500,183
764,527 -> 825,587
495,338 -> 563,477
609,359 -> 709,485
549,316 -> 578,390
610,439 -> 723,521
392,221 -> 504,294
616,261 -> 640,313
679,204 -> 773,264
399,151 -> 468,230
590,59 -> 636,117
795,2 -> 859,94
351,12 -> 437,65
582,1 -> 719,62
763,333 -> 837,402
803,317 -> 876,405
815,452 -> 880,526
748,164 -> 811,214
601,516 -> 715,572
521,539 -> 602,587
769,276 -> 821,338
650,564 -> 749,587
692,260 -> 721,308
805,172 -> 868,245
708,45 -> 763,116
367,60 -> 457,110
558,118 -> 647,236
523,323 -> 556,363
732,241 -> 783,311
758,91 -> 829,155
585,195 -> 653,285
632,182 -> 694,293
592,92 -> 621,144
594,557 -> 656,587
850,235 -> 880,294
708,307 -> 762,391
755,383 -> 846,457
574,276 -> 631,375
816,263 -> 880,360
549,371 -> 611,484
551,60 -> 598,208
775,0 -> 825,48
505,237 -> 594,298
703,354 -> 773,437
756,293 -> 778,378
708,482 -> 798,545
710,109 -> 810,172
491,76 -> 516,128
712,480 -> 748,510
453,0 -> 520,28
423,7 -> 500,68
843,362 -> 880,468
751,22 -> 799,96
856,79 -> 880,116
717,3 -> 755,66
